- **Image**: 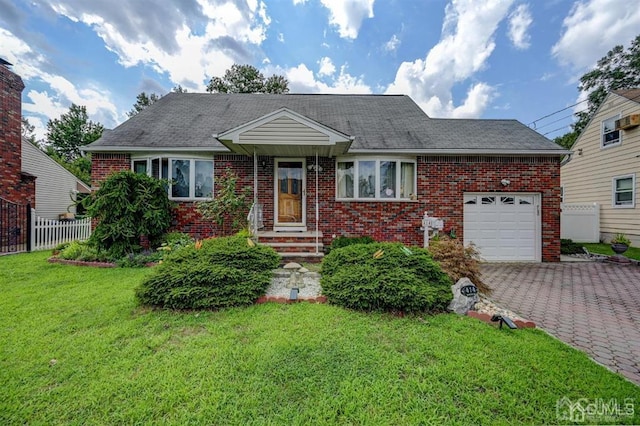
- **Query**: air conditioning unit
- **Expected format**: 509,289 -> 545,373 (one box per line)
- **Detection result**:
615,114 -> 640,130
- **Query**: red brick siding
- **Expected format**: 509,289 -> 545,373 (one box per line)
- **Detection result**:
90,153 -> 131,187
0,63 -> 35,206
91,153 -> 561,261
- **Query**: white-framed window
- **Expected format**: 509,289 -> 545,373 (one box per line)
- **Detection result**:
612,174 -> 635,208
131,156 -> 213,200
602,115 -> 621,148
336,157 -> 416,200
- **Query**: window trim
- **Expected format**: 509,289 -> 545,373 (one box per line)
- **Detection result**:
601,114 -> 621,149
612,173 -> 635,208
131,155 -> 214,201
335,156 -> 417,201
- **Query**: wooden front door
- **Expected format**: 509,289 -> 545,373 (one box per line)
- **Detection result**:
275,159 -> 305,230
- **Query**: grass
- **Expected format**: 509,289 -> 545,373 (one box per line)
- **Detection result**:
581,242 -> 640,261
1,252 -> 639,425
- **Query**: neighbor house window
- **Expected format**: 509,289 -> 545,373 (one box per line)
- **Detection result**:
612,174 -> 635,208
132,157 -> 213,200
602,115 -> 621,148
336,158 -> 417,200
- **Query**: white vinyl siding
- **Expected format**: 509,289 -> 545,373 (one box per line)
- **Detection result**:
21,139 -> 90,219
561,92 -> 639,242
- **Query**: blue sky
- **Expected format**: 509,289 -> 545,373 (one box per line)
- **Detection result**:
2,0 -> 640,141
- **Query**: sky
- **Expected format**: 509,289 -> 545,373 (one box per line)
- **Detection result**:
2,0 -> 640,142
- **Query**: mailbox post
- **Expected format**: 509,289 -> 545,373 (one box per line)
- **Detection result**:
421,211 -> 444,248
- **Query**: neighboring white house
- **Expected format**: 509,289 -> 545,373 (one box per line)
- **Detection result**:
21,138 -> 91,219
561,89 -> 640,245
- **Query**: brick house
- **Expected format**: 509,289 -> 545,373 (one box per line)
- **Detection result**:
84,93 -> 567,262
0,59 -> 35,206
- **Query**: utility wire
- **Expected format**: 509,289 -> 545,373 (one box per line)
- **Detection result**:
528,99 -> 588,128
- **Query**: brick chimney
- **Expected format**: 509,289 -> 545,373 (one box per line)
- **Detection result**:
0,59 -> 35,205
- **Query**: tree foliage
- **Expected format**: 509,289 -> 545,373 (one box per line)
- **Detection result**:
46,104 -> 103,162
86,171 -> 173,258
127,92 -> 161,117
21,116 -> 38,146
197,165 -> 252,233
206,64 -> 289,94
554,34 -> 640,148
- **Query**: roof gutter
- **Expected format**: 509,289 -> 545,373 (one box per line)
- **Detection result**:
81,146 -> 231,153
347,148 -> 572,156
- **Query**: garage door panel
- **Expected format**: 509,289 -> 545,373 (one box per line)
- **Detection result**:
464,193 -> 540,262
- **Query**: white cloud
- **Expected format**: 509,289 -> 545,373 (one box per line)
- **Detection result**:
385,0 -> 513,117
383,34 -> 400,52
552,0 -> 640,70
318,56 -> 336,77
47,0 -> 272,91
269,63 -> 372,94
508,4 -> 532,50
319,0 -> 375,39
0,28 -> 119,140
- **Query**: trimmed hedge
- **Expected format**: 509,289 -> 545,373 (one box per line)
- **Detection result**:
321,242 -> 452,313
135,236 -> 280,310
325,235 -> 375,254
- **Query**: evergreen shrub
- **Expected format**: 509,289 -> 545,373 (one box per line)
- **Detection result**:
321,242 -> 452,313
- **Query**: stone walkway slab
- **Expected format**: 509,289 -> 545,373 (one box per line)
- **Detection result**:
481,262 -> 640,386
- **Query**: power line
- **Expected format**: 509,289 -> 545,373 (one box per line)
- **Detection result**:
528,99 -> 588,128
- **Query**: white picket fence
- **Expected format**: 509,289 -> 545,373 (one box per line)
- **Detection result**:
560,203 -> 600,243
31,212 -> 92,251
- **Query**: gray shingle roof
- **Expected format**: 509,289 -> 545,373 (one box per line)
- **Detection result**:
613,88 -> 640,103
85,93 -> 566,154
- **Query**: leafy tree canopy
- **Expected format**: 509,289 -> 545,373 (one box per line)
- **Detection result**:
554,34 -> 640,148
127,92 -> 161,117
206,64 -> 289,94
127,85 -> 188,117
46,104 -> 103,162
21,116 -> 38,146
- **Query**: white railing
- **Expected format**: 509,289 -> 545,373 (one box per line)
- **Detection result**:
560,203 -> 600,243
31,212 -> 93,250
247,203 -> 264,237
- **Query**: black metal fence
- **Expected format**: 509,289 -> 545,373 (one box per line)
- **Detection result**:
0,198 -> 31,254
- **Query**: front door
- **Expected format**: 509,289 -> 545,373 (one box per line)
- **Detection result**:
274,159 -> 306,231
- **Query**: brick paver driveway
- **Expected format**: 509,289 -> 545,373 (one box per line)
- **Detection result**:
481,262 -> 640,385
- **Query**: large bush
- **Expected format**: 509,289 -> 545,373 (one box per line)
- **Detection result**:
86,171 -> 173,258
325,235 -> 375,254
135,235 -> 280,310
321,242 -> 452,313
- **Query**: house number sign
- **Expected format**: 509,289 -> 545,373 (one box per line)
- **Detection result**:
460,285 -> 478,297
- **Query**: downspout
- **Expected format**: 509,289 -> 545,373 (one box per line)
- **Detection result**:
253,149 -> 258,242
560,152 -> 573,166
315,150 -> 319,255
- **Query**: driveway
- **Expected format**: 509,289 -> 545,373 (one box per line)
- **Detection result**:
481,262 -> 640,386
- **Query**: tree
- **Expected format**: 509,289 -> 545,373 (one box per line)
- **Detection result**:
554,35 -> 640,148
206,64 -> 289,94
86,171 -> 173,258
21,116 -> 38,146
127,92 -> 161,117
46,104 -> 103,162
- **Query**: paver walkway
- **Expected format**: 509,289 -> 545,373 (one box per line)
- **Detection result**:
481,262 -> 640,386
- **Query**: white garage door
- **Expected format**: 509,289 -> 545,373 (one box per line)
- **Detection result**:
463,193 -> 540,262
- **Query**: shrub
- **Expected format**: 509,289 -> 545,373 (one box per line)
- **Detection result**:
320,242 -> 452,313
116,250 -> 164,268
85,171 -> 173,259
325,235 -> 375,254
58,241 -> 105,262
561,238 -> 584,255
135,235 -> 280,310
427,238 -> 489,294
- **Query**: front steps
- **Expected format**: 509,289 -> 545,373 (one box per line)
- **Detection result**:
256,231 -> 324,263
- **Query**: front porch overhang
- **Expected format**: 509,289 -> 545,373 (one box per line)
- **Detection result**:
215,107 -> 353,157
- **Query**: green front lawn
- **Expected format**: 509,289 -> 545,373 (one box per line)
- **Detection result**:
582,242 -> 640,261
1,252 -> 638,425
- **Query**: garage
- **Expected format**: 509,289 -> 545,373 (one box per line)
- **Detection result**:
463,193 -> 541,262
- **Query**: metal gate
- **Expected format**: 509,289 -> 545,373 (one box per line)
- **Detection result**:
0,198 -> 31,254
